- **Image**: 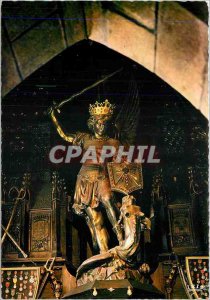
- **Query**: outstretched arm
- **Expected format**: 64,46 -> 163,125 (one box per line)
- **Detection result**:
51,110 -> 75,143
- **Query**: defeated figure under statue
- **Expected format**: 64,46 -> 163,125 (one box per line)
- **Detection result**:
76,195 -> 151,286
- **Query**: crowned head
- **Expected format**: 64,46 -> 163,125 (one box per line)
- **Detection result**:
89,99 -> 115,120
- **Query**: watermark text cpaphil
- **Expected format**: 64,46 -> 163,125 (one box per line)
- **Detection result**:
49,145 -> 160,164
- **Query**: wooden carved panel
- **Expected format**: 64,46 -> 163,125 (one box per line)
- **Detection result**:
29,209 -> 52,258
168,204 -> 197,254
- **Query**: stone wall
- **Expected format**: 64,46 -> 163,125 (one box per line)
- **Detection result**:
2,1 -> 208,118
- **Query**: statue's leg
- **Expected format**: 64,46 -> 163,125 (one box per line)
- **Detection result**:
102,197 -> 124,244
85,207 -> 109,253
72,203 -> 98,251
99,179 -> 123,243
84,215 -> 98,251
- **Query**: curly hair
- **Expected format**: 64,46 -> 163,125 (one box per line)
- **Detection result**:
87,116 -> 96,132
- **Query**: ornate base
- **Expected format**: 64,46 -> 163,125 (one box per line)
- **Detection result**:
62,279 -> 165,299
77,266 -> 143,286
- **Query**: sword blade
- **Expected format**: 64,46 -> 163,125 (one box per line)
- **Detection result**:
37,272 -> 50,299
1,188 -> 26,243
57,67 -> 123,109
37,257 -> 56,298
1,225 -> 28,258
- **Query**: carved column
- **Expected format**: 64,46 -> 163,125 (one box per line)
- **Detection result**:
51,171 -> 67,258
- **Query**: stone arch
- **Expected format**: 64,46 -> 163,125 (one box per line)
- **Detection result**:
2,1 -> 208,118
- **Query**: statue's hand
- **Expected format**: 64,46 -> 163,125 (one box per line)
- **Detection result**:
72,203 -> 84,216
46,101 -> 60,116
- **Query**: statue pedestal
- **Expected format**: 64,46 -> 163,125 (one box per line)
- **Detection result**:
62,279 -> 165,299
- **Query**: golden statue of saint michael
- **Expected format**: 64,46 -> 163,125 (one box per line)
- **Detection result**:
50,100 -> 124,252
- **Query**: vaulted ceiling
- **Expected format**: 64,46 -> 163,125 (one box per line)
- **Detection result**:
2,1 -> 208,118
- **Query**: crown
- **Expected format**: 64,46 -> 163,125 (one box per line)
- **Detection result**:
89,99 -> 115,117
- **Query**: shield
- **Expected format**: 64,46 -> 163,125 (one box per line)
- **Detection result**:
185,256 -> 209,299
107,162 -> 143,195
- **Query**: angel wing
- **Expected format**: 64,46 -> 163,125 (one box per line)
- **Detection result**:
114,79 -> 140,145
